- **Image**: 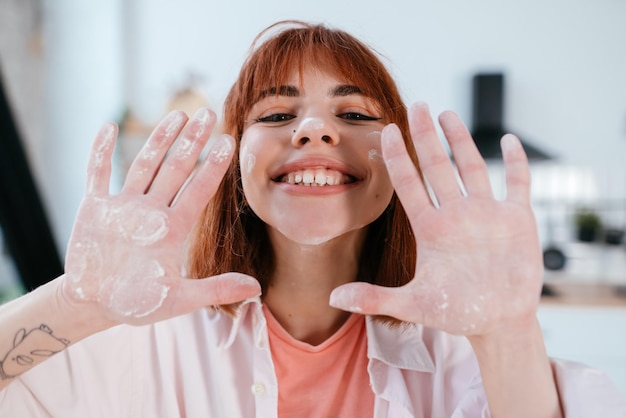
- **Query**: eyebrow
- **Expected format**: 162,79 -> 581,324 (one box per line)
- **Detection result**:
330,85 -> 363,97
259,85 -> 299,99
258,84 -> 364,99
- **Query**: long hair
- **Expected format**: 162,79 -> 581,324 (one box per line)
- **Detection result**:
187,21 -> 419,322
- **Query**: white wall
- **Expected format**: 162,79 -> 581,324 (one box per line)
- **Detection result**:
42,0 -> 125,250
41,0 -> 626,253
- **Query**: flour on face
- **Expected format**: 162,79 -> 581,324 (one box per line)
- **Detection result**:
298,117 -> 325,132
240,144 -> 256,174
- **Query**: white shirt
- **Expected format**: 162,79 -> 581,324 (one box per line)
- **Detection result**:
1,297 -> 625,417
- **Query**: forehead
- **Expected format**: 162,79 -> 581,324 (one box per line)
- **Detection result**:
261,69 -> 361,96
253,68 -> 381,112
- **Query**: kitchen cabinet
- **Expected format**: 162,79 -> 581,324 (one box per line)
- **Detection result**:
539,285 -> 626,395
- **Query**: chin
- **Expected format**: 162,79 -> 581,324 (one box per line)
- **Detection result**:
270,219 -> 368,247
277,230 -> 342,246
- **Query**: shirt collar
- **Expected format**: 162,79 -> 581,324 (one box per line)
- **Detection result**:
365,316 -> 435,373
220,297 -> 434,373
221,297 -> 267,349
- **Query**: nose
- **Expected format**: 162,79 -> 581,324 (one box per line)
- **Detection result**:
291,116 -> 340,148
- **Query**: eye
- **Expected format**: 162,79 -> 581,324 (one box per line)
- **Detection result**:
337,112 -> 380,121
255,113 -> 295,123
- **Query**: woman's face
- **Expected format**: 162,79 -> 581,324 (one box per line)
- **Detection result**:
239,69 -> 394,245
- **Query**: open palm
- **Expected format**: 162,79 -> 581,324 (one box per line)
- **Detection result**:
62,109 -> 260,325
331,103 -> 544,337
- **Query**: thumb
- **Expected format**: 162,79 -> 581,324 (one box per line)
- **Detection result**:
330,282 -> 406,318
175,273 -> 262,312
330,282 -> 432,325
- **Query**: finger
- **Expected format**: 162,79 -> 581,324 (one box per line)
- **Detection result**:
408,102 -> 461,204
122,110 -> 188,194
501,134 -> 531,205
174,273 -> 261,312
329,282 -> 422,323
381,123 -> 432,221
438,111 -> 493,198
148,108 -> 216,203
86,123 -> 118,197
172,134 -> 235,223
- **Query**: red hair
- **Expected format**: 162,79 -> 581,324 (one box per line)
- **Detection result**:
187,21 -> 418,321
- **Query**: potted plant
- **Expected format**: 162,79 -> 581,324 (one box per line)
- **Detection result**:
574,209 -> 602,242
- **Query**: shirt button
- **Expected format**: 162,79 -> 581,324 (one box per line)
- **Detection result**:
251,382 -> 266,396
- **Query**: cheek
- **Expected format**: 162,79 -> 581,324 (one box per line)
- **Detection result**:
368,148 -> 384,164
365,130 -> 384,159
240,144 -> 257,176
239,135 -> 269,213
361,129 -> 393,193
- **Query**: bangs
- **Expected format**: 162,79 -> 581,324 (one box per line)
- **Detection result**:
248,32 -> 384,106
227,21 -> 401,137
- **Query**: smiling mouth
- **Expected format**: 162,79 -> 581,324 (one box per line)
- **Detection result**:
274,168 -> 357,186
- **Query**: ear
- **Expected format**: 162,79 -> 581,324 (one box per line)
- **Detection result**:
13,329 -> 26,347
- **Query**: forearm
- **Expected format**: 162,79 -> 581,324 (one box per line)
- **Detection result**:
0,275 -> 112,391
469,317 -> 563,418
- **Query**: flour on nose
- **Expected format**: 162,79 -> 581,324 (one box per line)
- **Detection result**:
299,117 -> 325,131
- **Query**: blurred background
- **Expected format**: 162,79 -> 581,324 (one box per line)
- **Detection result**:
1,0 -> 626,392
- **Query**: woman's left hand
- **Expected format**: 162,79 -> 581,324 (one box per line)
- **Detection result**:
330,102 -> 544,337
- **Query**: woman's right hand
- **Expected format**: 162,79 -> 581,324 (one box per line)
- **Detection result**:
61,108 -> 261,326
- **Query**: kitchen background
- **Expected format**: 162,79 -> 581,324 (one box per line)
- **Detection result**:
1,0 -> 626,394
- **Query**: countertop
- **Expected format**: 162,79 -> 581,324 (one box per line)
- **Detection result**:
541,282 -> 626,307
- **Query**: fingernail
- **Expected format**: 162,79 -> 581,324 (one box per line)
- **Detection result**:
101,123 -> 117,143
329,289 -> 363,312
412,101 -> 429,111
501,134 -> 520,154
193,107 -> 211,123
231,274 -> 262,298
208,134 -> 233,163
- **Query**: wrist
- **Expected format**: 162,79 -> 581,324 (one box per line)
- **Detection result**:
468,316 -> 562,418
53,275 -> 116,338
468,313 -> 542,354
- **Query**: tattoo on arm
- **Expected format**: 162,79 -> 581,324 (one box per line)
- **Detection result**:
0,324 -> 69,380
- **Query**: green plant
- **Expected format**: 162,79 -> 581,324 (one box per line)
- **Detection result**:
574,209 -> 602,229
574,209 -> 602,242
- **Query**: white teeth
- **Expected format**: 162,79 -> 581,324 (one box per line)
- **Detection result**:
302,172 -> 314,184
281,168 -> 348,186
314,169 -> 327,186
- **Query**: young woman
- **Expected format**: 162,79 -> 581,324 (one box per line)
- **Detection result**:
1,21 -> 624,417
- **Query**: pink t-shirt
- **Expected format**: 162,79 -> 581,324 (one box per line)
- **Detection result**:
263,305 -> 375,417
